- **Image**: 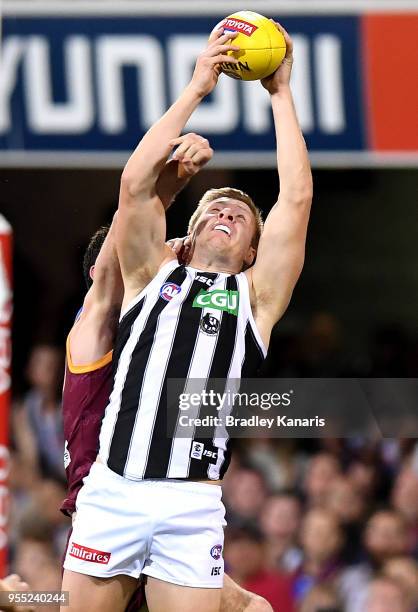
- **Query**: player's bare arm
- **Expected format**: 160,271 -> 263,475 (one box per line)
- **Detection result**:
69,138 -> 213,365
69,214 -> 122,365
117,29 -> 239,306
246,23 -> 313,347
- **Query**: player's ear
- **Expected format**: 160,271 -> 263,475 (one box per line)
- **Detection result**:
244,245 -> 256,267
89,265 -> 95,280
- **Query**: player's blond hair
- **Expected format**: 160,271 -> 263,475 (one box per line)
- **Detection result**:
187,187 -> 264,248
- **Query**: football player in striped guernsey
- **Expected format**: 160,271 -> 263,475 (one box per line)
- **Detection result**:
60,134 -> 271,612
63,23 -> 310,612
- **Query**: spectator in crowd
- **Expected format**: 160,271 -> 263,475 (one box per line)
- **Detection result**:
383,557 -> 418,611
362,509 -> 409,565
339,509 -> 409,612
324,477 -> 365,526
223,467 -> 269,526
12,511 -> 62,611
299,584 -> 343,612
324,477 -> 366,563
303,453 -> 341,508
292,508 -> 345,602
8,473 -> 69,564
243,439 -> 300,491
30,479 -> 70,556
224,526 -> 295,612
364,576 -> 411,612
12,344 -> 65,482
347,458 -> 382,500
260,492 -> 303,572
391,465 -> 418,556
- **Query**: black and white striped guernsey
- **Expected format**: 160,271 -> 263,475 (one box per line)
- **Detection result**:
99,259 -> 267,481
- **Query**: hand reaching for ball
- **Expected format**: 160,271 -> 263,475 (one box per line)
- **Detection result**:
189,29 -> 240,98
261,22 -> 293,94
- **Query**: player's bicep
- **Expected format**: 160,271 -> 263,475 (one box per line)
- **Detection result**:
252,197 -> 310,313
116,183 -> 167,287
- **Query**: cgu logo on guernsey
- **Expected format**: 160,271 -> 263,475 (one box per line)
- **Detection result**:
193,290 -> 239,316
159,282 -> 182,302
69,542 -> 111,564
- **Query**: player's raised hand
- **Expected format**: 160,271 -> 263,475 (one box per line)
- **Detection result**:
261,22 -> 293,94
170,132 -> 213,177
189,29 -> 240,98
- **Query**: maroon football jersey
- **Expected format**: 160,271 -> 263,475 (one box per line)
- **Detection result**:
60,338 -> 145,609
60,336 -> 113,516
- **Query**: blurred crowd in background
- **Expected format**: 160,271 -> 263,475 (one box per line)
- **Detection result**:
7,317 -> 418,612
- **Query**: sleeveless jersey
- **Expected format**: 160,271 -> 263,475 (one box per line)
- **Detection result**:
60,335 -> 113,516
99,260 -> 267,481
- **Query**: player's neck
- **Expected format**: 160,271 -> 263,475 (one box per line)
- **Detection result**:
188,251 -> 241,275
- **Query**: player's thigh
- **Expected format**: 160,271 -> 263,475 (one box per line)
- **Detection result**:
61,568 -> 138,612
145,576 -> 221,612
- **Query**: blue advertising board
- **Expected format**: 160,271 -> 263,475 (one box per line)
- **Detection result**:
0,1 -> 417,167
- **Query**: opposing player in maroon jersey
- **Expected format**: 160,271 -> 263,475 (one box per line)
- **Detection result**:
61,133 -> 272,612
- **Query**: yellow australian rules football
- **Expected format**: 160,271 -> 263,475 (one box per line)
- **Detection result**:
215,11 -> 287,81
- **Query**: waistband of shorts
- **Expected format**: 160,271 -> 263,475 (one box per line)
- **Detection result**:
143,479 -> 222,498
93,459 -> 222,497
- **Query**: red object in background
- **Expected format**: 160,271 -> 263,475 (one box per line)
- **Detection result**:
363,14 -> 418,151
244,570 -> 295,612
0,215 -> 12,577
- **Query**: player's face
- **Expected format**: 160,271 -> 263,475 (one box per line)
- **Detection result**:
194,198 -> 257,268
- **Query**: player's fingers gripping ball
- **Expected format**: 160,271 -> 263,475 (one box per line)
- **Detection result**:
213,11 -> 287,81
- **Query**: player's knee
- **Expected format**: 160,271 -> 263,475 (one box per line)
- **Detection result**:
244,594 -> 273,612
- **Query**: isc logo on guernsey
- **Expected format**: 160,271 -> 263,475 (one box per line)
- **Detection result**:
69,542 -> 111,564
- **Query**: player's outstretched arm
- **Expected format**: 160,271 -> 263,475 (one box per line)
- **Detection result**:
70,135 -> 212,365
117,29 -> 239,296
249,23 -> 313,331
70,214 -> 123,364
85,213 -> 122,310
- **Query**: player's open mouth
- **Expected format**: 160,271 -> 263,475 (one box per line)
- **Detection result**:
214,224 -> 231,236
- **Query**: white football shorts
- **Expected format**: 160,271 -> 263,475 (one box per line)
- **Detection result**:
63,461 -> 226,588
